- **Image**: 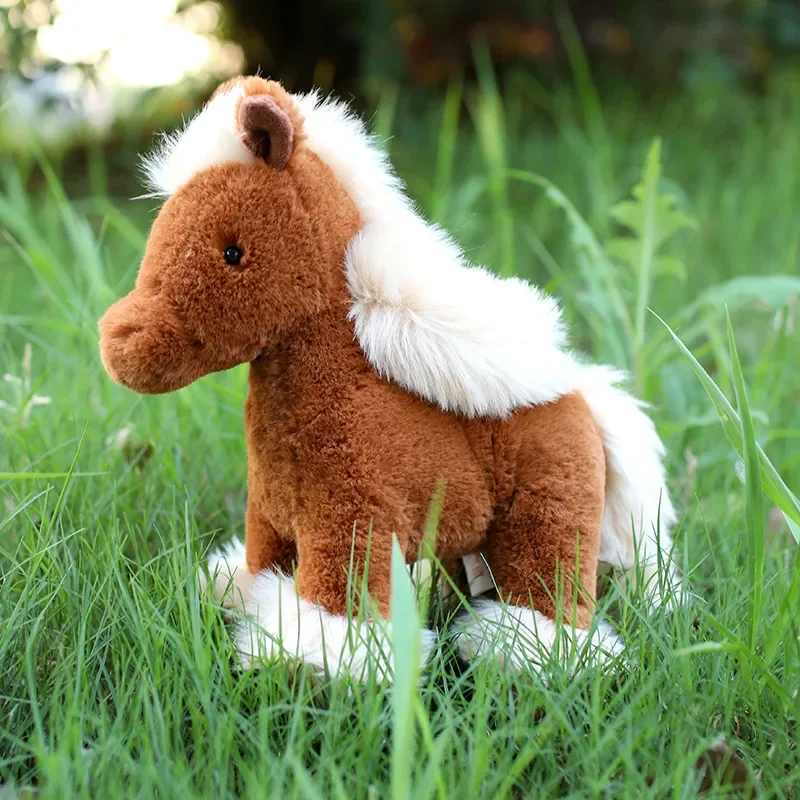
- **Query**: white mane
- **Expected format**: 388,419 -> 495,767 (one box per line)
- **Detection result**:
142,83 -> 680,594
294,91 -> 583,416
141,87 -> 254,198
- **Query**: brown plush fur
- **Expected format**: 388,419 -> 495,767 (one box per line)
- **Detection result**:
99,77 -> 606,630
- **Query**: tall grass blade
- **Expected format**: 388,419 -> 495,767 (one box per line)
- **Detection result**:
633,139 -> 661,393
556,4 -> 611,228
432,73 -> 463,222
471,42 -> 514,277
418,480 -> 445,622
508,169 -> 633,363
655,312 -> 800,535
374,83 -> 399,148
726,312 -> 766,648
43,422 -> 89,537
390,535 -> 421,800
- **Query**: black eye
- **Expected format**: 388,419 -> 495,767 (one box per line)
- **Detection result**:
224,245 -> 243,266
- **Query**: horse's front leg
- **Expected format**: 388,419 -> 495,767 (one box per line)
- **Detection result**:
201,497 -> 296,611
235,502 -> 435,680
295,508 -> 395,617
244,498 -> 297,576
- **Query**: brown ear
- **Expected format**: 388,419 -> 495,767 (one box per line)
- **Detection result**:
239,95 -> 295,171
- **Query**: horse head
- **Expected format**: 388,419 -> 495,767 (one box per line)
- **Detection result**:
99,78 -> 359,394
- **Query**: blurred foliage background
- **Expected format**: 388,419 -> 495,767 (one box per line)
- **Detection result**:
3,0 -> 800,164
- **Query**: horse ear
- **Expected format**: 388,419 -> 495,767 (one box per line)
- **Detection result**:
238,95 -> 295,171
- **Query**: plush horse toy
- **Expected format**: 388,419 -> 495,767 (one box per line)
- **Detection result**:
99,76 -> 679,679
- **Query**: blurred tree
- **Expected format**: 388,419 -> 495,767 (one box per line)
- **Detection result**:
1,1 -> 54,75
0,0 -> 109,153
221,0 -> 375,92
381,0 -> 800,89
216,0 -> 800,97
3,0 -> 800,105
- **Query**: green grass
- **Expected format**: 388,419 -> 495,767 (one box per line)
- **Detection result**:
2,71 -> 800,797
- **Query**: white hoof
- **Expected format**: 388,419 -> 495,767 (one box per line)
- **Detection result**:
234,570 -> 435,682
199,538 -> 254,611
452,599 -> 625,673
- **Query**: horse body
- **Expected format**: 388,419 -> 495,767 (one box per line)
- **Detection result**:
99,76 -> 678,677
241,262 -> 606,626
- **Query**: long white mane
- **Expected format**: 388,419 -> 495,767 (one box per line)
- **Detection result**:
142,84 -> 680,598
294,92 -> 586,417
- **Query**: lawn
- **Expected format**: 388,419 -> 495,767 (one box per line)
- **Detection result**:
2,71 -> 800,797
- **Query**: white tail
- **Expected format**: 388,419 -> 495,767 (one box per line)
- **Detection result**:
579,365 -> 681,606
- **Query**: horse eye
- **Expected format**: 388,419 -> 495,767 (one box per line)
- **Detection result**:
223,245 -> 243,266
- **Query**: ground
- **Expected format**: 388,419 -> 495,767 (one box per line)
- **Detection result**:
1,74 -> 799,797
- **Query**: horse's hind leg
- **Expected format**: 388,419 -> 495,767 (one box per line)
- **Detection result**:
455,392 -> 623,670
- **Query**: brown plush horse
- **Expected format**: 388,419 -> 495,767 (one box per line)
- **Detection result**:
99,76 -> 679,679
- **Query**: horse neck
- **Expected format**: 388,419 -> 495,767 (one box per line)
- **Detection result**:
248,150 -> 366,414
247,256 -> 366,417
